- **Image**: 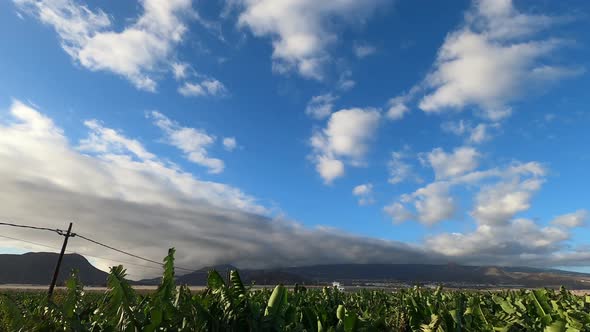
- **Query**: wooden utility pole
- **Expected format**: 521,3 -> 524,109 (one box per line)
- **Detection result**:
47,222 -> 73,301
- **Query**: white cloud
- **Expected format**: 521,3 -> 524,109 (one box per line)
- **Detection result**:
384,0 -> 581,121
148,111 -> 225,174
78,120 -> 156,161
383,202 -> 414,224
352,183 -> 371,196
387,178 -> 458,225
305,94 -> 337,120
315,156 -> 344,184
234,0 -> 385,79
551,210 -> 588,228
412,182 -> 455,225
386,98 -> 410,120
472,177 -> 544,226
170,62 -> 228,98
1,100 -> 445,278
469,0 -> 560,40
352,183 -> 374,206
425,219 -> 570,264
353,43 -> 376,58
222,137 -> 238,151
319,108 -> 381,159
468,123 -> 490,143
2,103 -> 588,272
424,146 -> 480,180
419,158 -> 565,265
310,108 -> 380,183
544,113 -> 556,122
384,85 -> 422,121
387,151 -> 414,185
441,120 -> 469,136
417,0 -> 581,120
384,147 -> 486,225
15,0 -> 194,91
178,79 -> 228,97
441,120 -> 495,144
171,62 -> 190,80
0,100 -> 263,213
385,152 -> 546,226
337,70 -> 356,91
13,0 -> 111,56
338,79 -> 356,91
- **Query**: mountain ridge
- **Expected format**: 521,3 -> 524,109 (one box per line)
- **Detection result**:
0,252 -> 109,286
3,252 -> 590,289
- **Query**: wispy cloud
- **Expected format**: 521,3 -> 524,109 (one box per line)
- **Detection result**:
14,0 -> 194,91
388,150 -> 419,185
385,147 -> 545,226
382,145 -> 589,268
305,94 -> 337,120
353,183 -> 375,206
79,120 -> 156,161
234,0 -> 386,79
178,79 -> 228,97
148,111 -> 225,174
353,43 -> 377,58
0,100 -> 443,277
388,0 -> 583,120
441,120 -> 497,144
222,137 -> 238,151
551,210 -> 588,228
422,146 -> 480,180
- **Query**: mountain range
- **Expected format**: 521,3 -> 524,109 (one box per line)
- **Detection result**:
2,252 -> 590,289
0,252 -> 108,286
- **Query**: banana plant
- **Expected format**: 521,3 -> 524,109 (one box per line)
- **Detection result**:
2,249 -> 590,332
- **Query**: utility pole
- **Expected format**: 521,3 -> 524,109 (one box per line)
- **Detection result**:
47,222 -> 73,301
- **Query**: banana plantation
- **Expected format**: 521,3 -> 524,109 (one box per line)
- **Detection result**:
1,249 -> 590,331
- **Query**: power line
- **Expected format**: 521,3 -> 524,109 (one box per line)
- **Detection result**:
73,234 -> 164,266
0,221 -> 67,235
0,220 -> 199,273
72,233 -> 198,273
0,234 -> 163,272
0,234 -> 61,251
73,251 -> 165,272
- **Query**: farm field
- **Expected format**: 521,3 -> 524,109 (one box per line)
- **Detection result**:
3,0 -> 590,330
3,284 -> 590,295
2,250 -> 590,331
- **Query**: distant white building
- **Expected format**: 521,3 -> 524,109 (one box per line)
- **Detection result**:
332,281 -> 345,291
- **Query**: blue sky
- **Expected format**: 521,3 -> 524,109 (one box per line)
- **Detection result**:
0,0 -> 589,277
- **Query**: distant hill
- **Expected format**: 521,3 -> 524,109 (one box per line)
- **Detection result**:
4,253 -> 590,289
0,252 -> 109,286
274,263 -> 590,288
141,263 -> 590,289
139,264 -> 311,286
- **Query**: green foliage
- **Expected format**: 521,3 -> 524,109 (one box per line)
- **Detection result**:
0,294 -> 23,331
2,248 -> 590,331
